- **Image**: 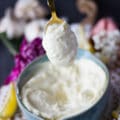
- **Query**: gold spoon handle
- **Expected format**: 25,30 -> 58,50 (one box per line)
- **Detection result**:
47,0 -> 57,18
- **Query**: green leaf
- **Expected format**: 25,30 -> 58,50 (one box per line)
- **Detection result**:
0,32 -> 22,56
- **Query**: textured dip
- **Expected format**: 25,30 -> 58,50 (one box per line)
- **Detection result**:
42,21 -> 78,65
21,58 -> 107,120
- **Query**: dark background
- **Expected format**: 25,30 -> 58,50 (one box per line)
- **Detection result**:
0,0 -> 120,85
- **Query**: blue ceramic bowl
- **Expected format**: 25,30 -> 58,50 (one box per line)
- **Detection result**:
16,49 -> 110,120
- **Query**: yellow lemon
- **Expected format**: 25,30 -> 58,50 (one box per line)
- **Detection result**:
0,118 -> 10,120
112,110 -> 119,119
0,83 -> 17,119
112,106 -> 120,119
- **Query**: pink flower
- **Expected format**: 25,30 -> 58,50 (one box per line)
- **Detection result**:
91,18 -> 118,36
5,37 -> 45,85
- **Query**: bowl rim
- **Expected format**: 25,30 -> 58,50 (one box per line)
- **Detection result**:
16,49 -> 110,120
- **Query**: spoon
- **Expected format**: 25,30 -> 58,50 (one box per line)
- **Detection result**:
46,0 -> 64,30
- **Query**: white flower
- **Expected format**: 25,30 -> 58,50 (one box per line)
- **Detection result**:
71,23 -> 92,50
24,19 -> 47,42
0,9 -> 25,39
93,30 -> 120,62
14,0 -> 48,20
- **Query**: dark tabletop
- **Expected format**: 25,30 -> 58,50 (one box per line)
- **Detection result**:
0,0 -> 120,85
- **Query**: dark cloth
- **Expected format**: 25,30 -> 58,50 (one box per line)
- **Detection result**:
0,0 -> 120,24
41,0 -> 120,25
96,0 -> 120,27
0,42 -> 14,85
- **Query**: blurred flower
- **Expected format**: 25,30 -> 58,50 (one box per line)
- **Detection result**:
76,0 -> 98,25
14,0 -> 48,21
5,66 -> 21,84
71,23 -> 91,45
24,19 -> 47,42
5,37 -> 45,84
71,23 -> 94,52
0,8 -> 25,39
91,18 -> 120,63
91,18 -> 117,36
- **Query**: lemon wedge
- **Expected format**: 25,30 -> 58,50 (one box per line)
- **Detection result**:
0,118 -> 10,120
112,106 -> 120,119
0,83 -> 17,119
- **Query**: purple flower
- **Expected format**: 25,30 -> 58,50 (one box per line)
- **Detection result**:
5,66 -> 20,84
5,37 -> 45,84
